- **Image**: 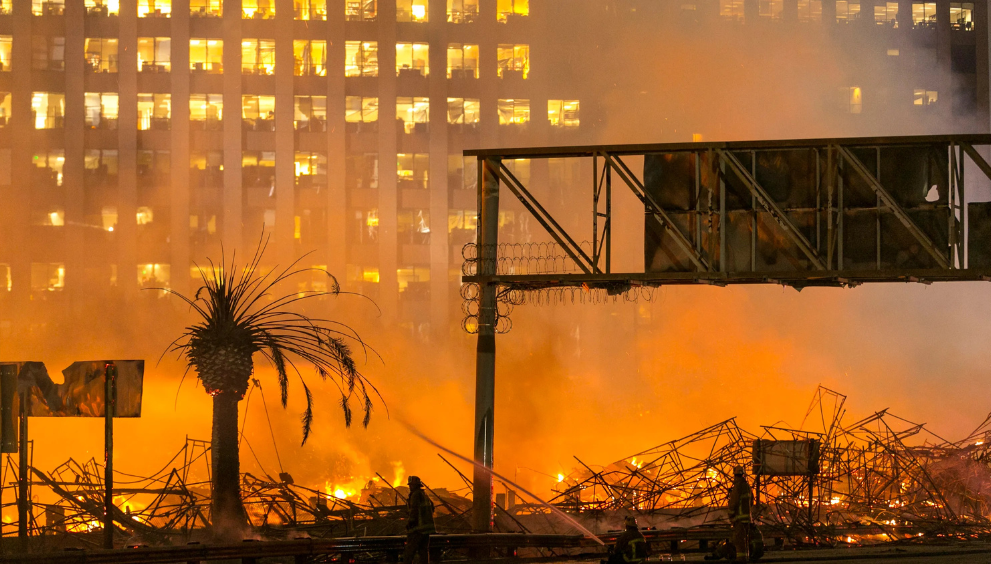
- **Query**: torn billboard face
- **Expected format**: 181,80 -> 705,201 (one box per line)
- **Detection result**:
2,361 -> 144,418
642,142 -> 975,279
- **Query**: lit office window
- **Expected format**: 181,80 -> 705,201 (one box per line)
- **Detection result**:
345,96 -> 379,122
191,0 -> 222,17
31,92 -> 65,129
190,94 -> 223,130
137,264 -> 170,289
874,1 -> 898,27
842,87 -> 862,114
0,92 -> 9,127
398,212 -> 431,246
397,154 -> 429,189
758,0 -> 782,20
496,0 -> 527,22
396,97 -> 429,133
295,152 -> 327,186
85,38 -> 118,73
497,44 -> 528,78
0,1 -> 10,15
720,0 -> 744,21
296,0 -> 327,20
242,95 -> 276,130
31,263 -> 65,291
32,36 -> 65,71
448,0 -> 477,23
346,0 -> 377,21
346,154 -> 379,189
294,40 -> 327,76
497,99 -> 529,125
190,39 -> 223,73
0,36 -> 12,72
0,265 -> 10,292
137,93 -> 171,130
33,151 -> 65,187
397,0 -> 428,22
138,0 -> 171,17
396,42 -> 429,76
548,100 -> 579,127
447,44 -> 478,78
137,149 -> 169,183
84,150 -> 119,186
243,0 -> 274,18
138,37 -> 171,72
447,98 -> 479,124
345,41 -> 379,77
242,39 -> 276,75
950,2 -> 974,30
796,0 -> 821,22
912,2 -> 936,28
32,0 -> 65,16
914,88 -> 937,106
835,1 -> 860,22
295,96 -> 327,131
84,0 -> 119,16
84,92 -> 119,129
397,265 -> 430,288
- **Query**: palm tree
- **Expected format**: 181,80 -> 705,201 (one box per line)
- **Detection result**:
162,237 -> 380,538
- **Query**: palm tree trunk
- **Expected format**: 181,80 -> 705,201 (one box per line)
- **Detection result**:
211,391 -> 246,539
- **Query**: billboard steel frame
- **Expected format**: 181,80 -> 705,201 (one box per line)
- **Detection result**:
462,134 -> 991,532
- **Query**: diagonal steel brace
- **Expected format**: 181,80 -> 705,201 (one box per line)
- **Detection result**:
492,162 -> 594,274
837,146 -> 950,270
603,153 -> 712,272
716,149 -> 826,270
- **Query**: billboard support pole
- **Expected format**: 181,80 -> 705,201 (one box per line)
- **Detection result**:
472,157 -> 500,534
104,363 -> 117,549
17,390 -> 28,541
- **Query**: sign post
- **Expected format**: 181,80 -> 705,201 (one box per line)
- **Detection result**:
104,362 -> 117,549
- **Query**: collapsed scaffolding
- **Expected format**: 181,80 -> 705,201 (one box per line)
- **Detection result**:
546,386 -> 991,543
3,386 -> 991,548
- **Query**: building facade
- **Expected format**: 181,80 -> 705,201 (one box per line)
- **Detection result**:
0,0 -> 987,339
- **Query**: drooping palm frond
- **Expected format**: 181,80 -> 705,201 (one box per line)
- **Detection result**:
161,234 -> 383,444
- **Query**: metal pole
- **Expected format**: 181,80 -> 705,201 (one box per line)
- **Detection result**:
472,157 -> 500,533
17,389 -> 28,540
104,363 -> 117,549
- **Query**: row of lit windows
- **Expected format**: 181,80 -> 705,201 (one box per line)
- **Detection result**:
21,0 -> 528,23
715,0 -> 974,29
840,85 -> 939,113
0,261 -> 462,293
0,37 -> 527,80
10,90 -> 578,130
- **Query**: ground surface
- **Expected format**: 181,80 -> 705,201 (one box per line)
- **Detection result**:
546,542 -> 991,563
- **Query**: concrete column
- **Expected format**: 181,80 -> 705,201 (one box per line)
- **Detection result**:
63,1 -> 86,308
223,0 -> 244,251
119,0 -> 139,298
6,0 -> 32,300
275,0 -> 295,263
172,0 -> 192,295
478,0 -> 499,148
327,0 -> 347,280
378,0 -> 399,319
428,0 -> 449,337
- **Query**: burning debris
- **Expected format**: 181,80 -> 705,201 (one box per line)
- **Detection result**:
3,386 -> 991,550
545,386 -> 991,544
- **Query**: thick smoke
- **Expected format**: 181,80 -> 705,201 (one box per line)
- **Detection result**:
4,3 -> 991,518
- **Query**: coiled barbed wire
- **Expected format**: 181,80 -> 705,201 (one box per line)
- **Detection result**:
460,242 -> 663,333
462,242 -> 595,277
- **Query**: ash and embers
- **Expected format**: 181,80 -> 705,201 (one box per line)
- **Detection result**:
3,386 -> 991,547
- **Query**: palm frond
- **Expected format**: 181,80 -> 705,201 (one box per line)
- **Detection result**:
162,233 -> 381,444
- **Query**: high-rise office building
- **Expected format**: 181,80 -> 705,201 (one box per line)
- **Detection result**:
0,0 -> 986,341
